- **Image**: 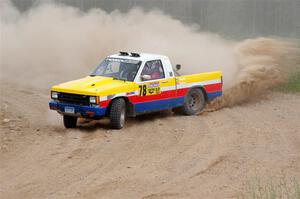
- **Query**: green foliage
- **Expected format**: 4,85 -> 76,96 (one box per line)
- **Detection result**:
275,72 -> 300,93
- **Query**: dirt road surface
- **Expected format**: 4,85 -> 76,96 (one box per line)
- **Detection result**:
1,81 -> 300,199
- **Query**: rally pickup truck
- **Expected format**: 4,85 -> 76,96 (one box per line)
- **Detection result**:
49,52 -> 222,129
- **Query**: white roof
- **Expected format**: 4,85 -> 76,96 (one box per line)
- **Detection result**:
108,53 -> 168,61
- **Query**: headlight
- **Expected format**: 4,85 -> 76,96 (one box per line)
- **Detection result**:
89,96 -> 97,104
51,91 -> 58,99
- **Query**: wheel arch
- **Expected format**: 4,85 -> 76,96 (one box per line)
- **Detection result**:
189,86 -> 208,102
105,96 -> 134,116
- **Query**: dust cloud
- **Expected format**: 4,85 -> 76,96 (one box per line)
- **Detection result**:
1,0 -> 299,109
207,38 -> 300,110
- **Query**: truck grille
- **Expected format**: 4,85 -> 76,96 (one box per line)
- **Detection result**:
58,93 -> 90,106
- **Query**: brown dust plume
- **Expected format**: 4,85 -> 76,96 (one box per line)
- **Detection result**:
1,0 -> 299,110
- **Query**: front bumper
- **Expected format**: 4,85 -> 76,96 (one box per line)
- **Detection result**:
49,100 -> 107,119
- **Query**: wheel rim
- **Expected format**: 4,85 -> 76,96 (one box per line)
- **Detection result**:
120,107 -> 125,127
188,92 -> 201,111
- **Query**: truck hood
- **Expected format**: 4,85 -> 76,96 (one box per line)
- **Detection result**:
51,76 -> 131,95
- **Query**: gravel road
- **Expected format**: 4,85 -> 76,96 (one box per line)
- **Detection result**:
1,82 -> 299,199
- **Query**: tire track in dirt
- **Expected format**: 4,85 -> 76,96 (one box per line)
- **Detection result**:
1,81 -> 300,198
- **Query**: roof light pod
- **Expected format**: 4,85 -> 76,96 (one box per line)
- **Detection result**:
119,51 -> 129,56
130,52 -> 140,57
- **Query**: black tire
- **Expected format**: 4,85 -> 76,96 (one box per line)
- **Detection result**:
110,98 -> 126,129
178,88 -> 206,115
63,115 -> 77,128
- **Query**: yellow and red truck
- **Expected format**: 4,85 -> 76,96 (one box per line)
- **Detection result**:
49,52 -> 222,129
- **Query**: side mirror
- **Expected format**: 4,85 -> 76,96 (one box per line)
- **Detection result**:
176,64 -> 181,71
141,74 -> 151,81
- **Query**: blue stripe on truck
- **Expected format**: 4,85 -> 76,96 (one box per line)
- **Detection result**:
207,91 -> 222,100
134,97 -> 185,113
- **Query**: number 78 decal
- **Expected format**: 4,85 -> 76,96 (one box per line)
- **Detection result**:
139,84 -> 161,96
139,85 -> 147,96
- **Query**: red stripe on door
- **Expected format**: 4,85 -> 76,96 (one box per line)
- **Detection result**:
204,83 -> 222,92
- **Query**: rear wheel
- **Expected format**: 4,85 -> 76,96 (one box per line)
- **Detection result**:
63,115 -> 77,128
178,88 -> 206,115
110,98 -> 126,129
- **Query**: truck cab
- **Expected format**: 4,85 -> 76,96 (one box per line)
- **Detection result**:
49,52 -> 222,129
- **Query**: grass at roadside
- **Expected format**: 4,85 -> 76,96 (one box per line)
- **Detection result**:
275,72 -> 300,93
275,44 -> 300,93
238,175 -> 300,199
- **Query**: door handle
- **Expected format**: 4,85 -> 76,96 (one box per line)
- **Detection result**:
162,80 -> 168,83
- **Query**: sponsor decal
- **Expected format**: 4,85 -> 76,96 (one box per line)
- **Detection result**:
126,91 -> 135,96
148,82 -> 159,88
106,58 -> 140,64
148,87 -> 160,94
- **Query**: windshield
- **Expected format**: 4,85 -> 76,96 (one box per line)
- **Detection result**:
90,58 -> 141,81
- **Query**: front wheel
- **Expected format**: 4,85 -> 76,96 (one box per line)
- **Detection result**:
110,98 -> 126,129
179,88 -> 206,115
63,115 -> 77,128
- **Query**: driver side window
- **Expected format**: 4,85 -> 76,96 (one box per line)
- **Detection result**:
141,60 -> 165,81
